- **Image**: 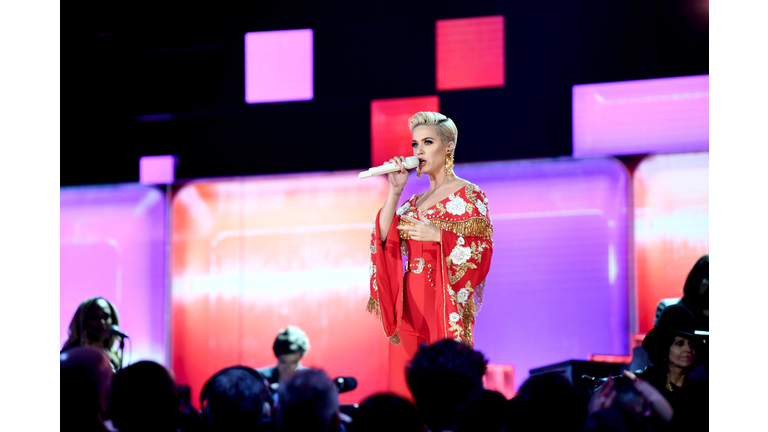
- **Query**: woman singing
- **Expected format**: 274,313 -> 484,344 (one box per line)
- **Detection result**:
62,297 -> 123,372
366,112 -> 493,396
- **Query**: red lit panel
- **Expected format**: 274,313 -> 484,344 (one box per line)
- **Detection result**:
171,172 -> 391,407
483,364 -> 515,399
436,15 -> 505,91
634,152 -> 708,334
588,354 -> 632,364
370,96 -> 439,167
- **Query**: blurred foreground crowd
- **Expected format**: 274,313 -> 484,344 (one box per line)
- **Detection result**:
61,256 -> 709,432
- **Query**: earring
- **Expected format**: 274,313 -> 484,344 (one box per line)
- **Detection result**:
445,152 -> 455,178
417,165 -> 422,179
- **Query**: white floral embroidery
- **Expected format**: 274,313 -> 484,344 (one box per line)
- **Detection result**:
369,261 -> 373,277
457,236 -> 465,246
448,288 -> 456,297
475,200 -> 487,216
396,202 -> 410,215
445,193 -> 467,215
427,209 -> 435,215
456,288 -> 470,305
449,244 -> 472,265
449,312 -> 461,323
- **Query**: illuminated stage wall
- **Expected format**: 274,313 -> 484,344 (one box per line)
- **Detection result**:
171,173 -> 391,405
59,153 -> 708,406
634,151 -> 709,333
60,184 -> 168,364
170,156 -> 631,404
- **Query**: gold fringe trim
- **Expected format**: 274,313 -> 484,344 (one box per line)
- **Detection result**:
389,332 -> 401,345
366,296 -> 381,318
431,218 -> 493,240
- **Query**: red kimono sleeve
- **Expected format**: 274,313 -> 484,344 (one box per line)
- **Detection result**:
367,209 -> 407,345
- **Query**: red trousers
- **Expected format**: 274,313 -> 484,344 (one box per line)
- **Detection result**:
388,240 -> 442,400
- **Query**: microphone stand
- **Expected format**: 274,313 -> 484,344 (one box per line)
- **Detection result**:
117,335 -> 126,370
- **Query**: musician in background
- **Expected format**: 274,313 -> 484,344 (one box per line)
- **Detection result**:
62,297 -> 123,372
258,326 -> 311,389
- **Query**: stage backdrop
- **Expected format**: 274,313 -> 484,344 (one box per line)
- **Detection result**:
171,172 -> 391,406
171,157 -> 631,404
60,184 -> 168,365
634,151 -> 709,334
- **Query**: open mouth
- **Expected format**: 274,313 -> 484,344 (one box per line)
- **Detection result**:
419,159 -> 427,167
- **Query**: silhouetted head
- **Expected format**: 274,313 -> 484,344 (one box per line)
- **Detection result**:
681,254 -> 709,330
350,394 -> 423,432
109,361 -> 177,432
60,346 -> 114,432
456,390 -> 507,432
406,339 -> 488,431
201,366 -> 273,432
276,369 -> 340,432
506,372 -> 586,432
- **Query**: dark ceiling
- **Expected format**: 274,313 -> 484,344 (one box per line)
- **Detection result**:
63,0 -> 708,186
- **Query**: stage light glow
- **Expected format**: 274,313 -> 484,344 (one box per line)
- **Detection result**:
171,172 -> 392,407
436,15 -> 505,91
60,184 -> 167,365
245,29 -> 313,104
573,75 -> 709,157
634,151 -> 709,334
370,96 -> 440,167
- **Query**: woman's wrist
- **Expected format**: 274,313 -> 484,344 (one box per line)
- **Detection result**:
389,186 -> 404,197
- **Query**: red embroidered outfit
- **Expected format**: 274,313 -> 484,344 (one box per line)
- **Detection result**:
367,183 -> 493,397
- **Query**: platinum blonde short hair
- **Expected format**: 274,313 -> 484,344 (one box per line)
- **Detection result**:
408,111 -> 458,154
273,325 -> 311,357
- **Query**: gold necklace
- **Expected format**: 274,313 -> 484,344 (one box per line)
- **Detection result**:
665,374 -> 674,392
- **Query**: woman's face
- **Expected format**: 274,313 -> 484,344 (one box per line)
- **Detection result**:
84,299 -> 113,343
668,336 -> 695,369
412,125 -> 451,177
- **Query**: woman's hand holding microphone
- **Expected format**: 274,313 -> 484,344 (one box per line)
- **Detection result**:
385,156 -> 410,192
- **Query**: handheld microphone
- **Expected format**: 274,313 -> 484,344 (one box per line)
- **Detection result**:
358,157 -> 419,179
334,377 -> 358,393
110,325 -> 129,339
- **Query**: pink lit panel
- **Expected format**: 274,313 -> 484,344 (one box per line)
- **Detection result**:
370,96 -> 439,167
573,75 -> 709,157
171,172 -> 391,407
140,155 -> 176,185
60,184 -> 167,365
245,29 -> 313,104
436,15 -> 505,91
634,152 -> 709,334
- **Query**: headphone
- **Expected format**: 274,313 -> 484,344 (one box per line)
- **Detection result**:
199,366 -> 274,427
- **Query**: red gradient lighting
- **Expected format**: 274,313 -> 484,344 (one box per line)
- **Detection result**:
436,15 -> 505,91
370,96 -> 439,167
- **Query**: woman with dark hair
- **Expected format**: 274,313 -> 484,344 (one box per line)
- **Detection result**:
637,304 -> 708,430
61,297 -> 123,372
